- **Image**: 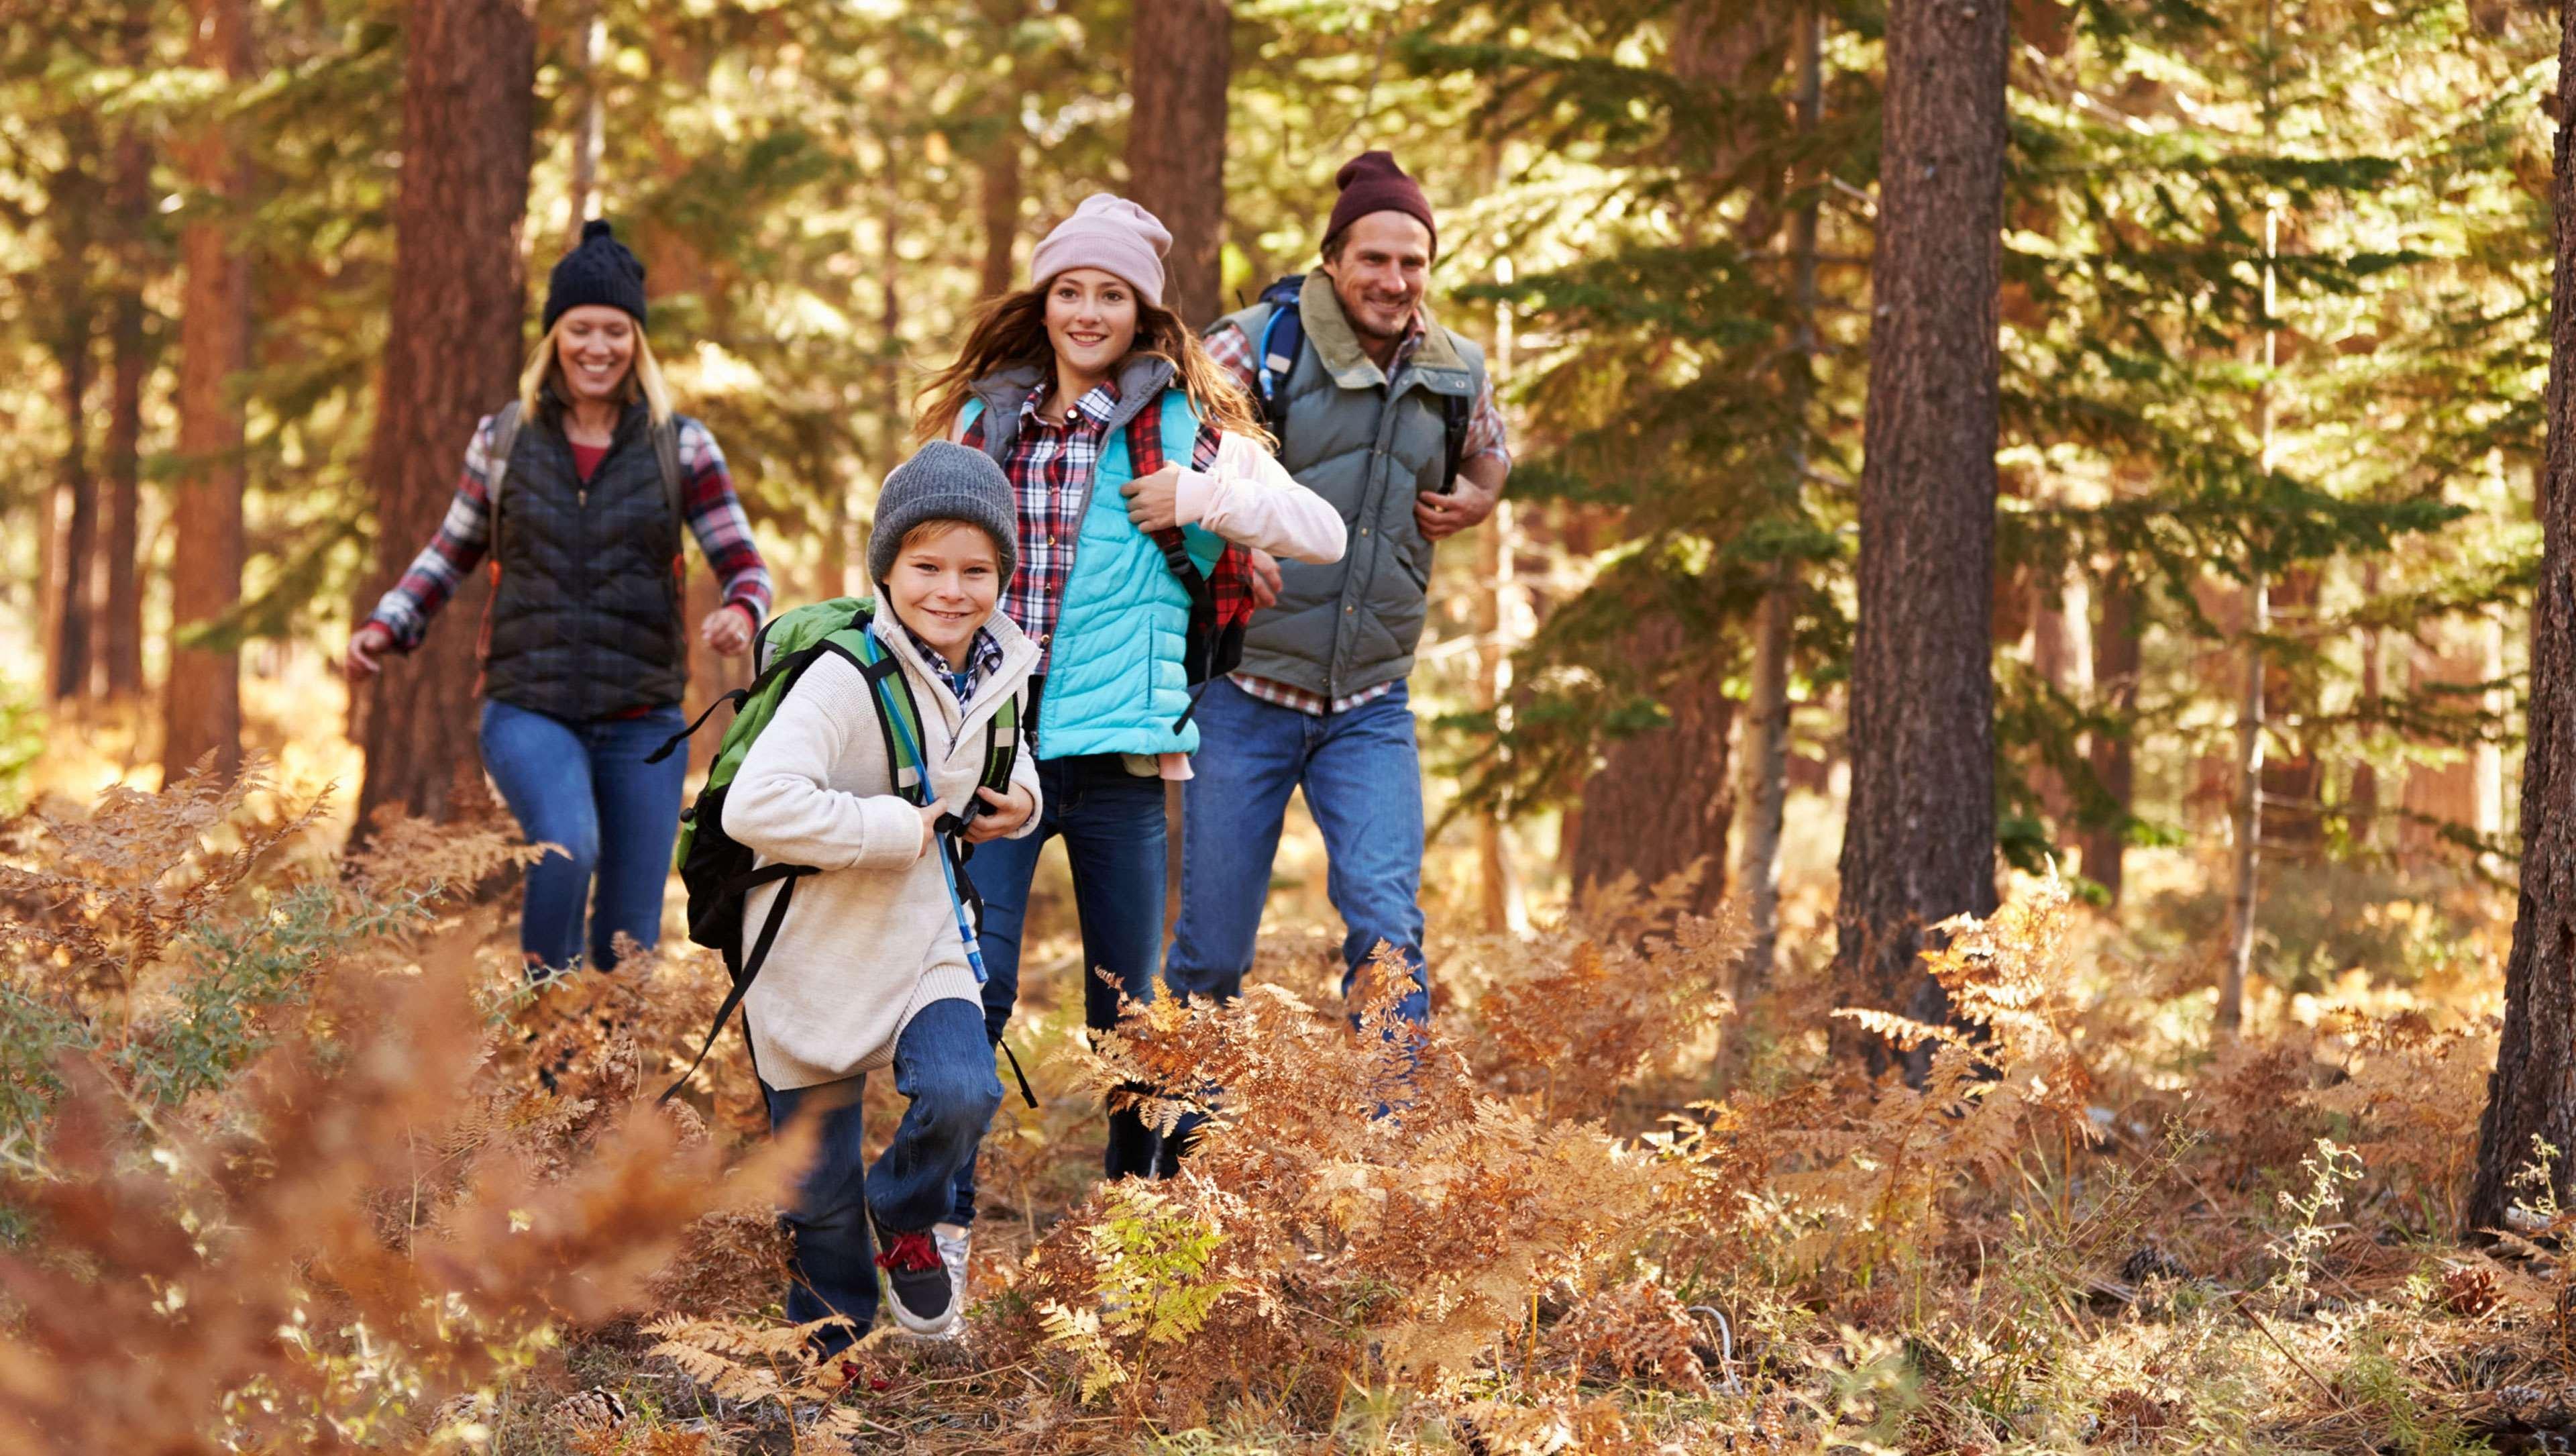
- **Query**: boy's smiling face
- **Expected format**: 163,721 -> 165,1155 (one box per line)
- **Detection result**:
885,521 -> 1001,670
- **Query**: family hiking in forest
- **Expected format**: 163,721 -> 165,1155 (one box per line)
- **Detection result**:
342,149 -> 1512,1349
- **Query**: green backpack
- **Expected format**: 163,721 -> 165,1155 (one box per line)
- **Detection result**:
648,597 -> 1020,1100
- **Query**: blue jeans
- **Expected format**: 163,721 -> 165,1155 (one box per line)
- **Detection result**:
949,748 -> 1173,1222
478,698 -> 688,973
1168,678 -> 1431,1021
763,999 -> 1001,1353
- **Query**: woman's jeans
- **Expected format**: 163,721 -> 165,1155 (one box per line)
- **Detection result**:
949,750 -> 1173,1222
477,698 -> 688,974
763,999 -> 1002,1353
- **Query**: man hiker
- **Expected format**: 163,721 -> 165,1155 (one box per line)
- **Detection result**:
1167,150 -> 1513,1029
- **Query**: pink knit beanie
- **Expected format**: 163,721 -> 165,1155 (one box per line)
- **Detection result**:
1029,194 -> 1171,309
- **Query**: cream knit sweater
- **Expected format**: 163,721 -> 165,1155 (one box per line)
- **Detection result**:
720,611 -> 1042,1090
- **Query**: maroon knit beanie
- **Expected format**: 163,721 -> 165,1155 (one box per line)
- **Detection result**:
1324,150 -> 1437,259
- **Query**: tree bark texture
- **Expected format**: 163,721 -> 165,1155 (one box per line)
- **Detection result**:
1831,0 -> 2007,1072
2080,568 -> 2140,904
163,0 -> 254,780
1573,615 -> 1737,917
350,0 -> 535,833
979,123 -> 1022,300
1125,0 -> 1230,327
103,121 -> 153,702
2471,1 -> 2576,1232
51,317 -> 99,705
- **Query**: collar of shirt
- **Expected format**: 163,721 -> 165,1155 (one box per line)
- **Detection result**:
1387,313 -> 1429,378
1020,376 -> 1122,433
895,617 -> 1004,701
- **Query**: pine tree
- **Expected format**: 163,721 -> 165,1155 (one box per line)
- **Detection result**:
2468,3 -> 2576,1237
1831,0 -> 2010,1074
164,0 -> 255,780
350,0 -> 535,831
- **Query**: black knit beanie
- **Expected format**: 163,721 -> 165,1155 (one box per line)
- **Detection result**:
543,219 -> 649,332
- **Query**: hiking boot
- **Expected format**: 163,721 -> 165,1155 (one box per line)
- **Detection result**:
932,1222 -> 971,1332
873,1223 -> 955,1336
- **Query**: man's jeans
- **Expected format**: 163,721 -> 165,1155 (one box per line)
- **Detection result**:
949,750 -> 1173,1224
763,999 -> 1001,1353
1167,678 -> 1432,1021
478,698 -> 688,973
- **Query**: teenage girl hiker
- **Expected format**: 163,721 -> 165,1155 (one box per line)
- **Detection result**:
346,221 -> 773,977
910,194 -> 1344,1274
721,443 -> 1040,1346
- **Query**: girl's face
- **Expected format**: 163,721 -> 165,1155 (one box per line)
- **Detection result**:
1042,268 -> 1138,384
555,305 -> 637,404
885,523 -> 1002,667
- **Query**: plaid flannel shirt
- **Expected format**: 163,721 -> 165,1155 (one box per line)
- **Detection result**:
1203,308 -> 1511,715
896,617 -> 1006,707
364,413 -> 772,651
963,378 -> 1220,674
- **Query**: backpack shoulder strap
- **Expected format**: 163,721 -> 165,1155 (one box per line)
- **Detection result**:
1442,391 -> 1470,493
824,620 -> 931,806
653,416 -> 688,532
484,401 -> 525,562
1251,276 -> 1307,443
979,693 -> 1018,799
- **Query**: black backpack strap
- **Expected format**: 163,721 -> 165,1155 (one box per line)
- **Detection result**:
651,417 -> 688,531
661,862 -> 815,1102
1442,390 -> 1470,493
996,1035 -> 1038,1110
484,401 -> 525,562
647,686 -> 749,764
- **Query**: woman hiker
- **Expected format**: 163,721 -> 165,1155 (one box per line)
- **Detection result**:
909,193 -> 1345,1297
345,219 -> 773,978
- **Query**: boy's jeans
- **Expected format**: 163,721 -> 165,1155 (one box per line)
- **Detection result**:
763,998 -> 1001,1353
948,749 -> 1173,1223
476,698 -> 688,973
1167,677 -> 1432,1021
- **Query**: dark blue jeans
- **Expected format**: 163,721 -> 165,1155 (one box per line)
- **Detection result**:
949,749 -> 1172,1223
1168,678 -> 1432,1020
763,998 -> 1001,1353
477,698 -> 688,974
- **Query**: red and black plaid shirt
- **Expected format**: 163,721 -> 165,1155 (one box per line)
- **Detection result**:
963,380 -> 1234,672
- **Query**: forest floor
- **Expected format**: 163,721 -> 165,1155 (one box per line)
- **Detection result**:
4,683 -> 2567,1455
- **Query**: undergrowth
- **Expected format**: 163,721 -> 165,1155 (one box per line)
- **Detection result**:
0,767 -> 2552,1453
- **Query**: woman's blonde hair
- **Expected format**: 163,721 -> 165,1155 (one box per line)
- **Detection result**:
518,313 -> 672,427
911,284 -> 1269,449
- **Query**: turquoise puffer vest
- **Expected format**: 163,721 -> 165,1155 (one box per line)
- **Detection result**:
964,360 -> 1220,759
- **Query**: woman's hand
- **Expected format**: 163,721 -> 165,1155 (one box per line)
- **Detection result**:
1122,464 -> 1184,533
700,603 -> 755,657
343,622 -> 395,682
963,783 -> 1037,843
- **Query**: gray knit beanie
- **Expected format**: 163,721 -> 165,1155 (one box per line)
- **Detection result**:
869,440 -> 1020,589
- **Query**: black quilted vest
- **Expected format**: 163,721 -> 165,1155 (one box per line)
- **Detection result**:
480,400 -> 688,721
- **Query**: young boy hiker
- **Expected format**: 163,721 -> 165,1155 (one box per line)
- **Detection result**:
720,441 -> 1040,1345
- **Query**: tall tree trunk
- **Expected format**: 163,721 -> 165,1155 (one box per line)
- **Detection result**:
2218,574 -> 2267,1036
2081,568 -> 2140,904
562,0 -> 604,250
1475,252 -> 1527,935
164,0 -> 255,781
1573,615 -> 1736,915
1830,0 -> 2007,1076
350,0 -> 536,833
979,123 -> 1022,301
2470,1 -> 2576,1235
51,317 -> 99,705
1731,0 -> 1823,984
102,120 -> 152,703
1125,0 -> 1230,326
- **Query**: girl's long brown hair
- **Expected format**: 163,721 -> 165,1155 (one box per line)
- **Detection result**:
912,284 -> 1270,449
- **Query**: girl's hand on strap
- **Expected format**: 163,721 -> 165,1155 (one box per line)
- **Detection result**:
964,783 -> 1036,843
1122,464 -> 1183,532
